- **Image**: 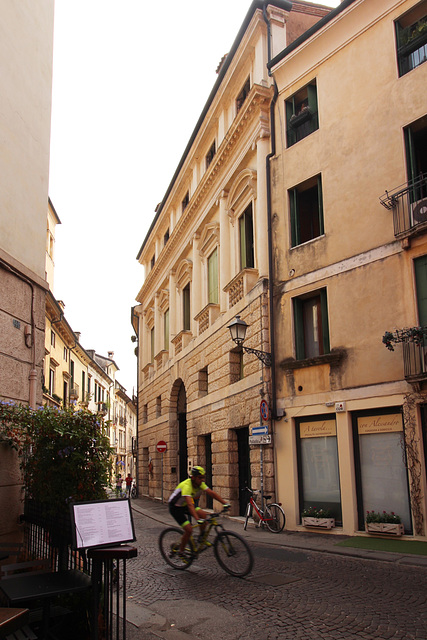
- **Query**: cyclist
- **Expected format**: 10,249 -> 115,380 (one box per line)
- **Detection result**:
168,466 -> 229,559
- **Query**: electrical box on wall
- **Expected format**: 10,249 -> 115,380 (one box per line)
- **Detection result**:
335,402 -> 346,412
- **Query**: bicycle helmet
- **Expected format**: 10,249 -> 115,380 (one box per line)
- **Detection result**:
190,466 -> 206,477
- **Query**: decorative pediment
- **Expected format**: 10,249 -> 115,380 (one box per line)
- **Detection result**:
198,222 -> 220,258
176,259 -> 193,290
158,289 -> 169,312
227,170 -> 257,225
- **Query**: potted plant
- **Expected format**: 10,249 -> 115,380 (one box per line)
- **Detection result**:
301,506 -> 335,529
365,510 -> 404,536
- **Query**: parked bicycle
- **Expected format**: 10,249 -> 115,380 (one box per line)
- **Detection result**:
131,481 -> 137,499
243,487 -> 285,533
159,508 -> 253,577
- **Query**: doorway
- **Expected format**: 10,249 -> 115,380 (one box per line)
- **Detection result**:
237,427 -> 251,516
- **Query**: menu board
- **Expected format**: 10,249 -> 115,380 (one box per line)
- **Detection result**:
70,498 -> 136,549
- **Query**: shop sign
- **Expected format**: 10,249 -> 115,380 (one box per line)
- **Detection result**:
357,414 -> 402,435
300,419 -> 336,438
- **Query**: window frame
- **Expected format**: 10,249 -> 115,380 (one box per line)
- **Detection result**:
239,203 -> 254,270
289,175 -> 324,248
395,3 -> 427,77
294,288 -> 330,360
285,80 -> 319,147
207,247 -> 219,304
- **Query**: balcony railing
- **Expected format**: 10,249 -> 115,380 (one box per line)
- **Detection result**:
380,173 -> 427,237
383,325 -> 427,382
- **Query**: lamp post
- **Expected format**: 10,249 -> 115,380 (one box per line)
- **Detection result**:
227,316 -> 272,367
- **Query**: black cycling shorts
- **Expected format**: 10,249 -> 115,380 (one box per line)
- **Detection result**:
169,503 -> 193,527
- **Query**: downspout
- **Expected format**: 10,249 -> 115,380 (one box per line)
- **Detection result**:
263,3 -> 280,503
263,3 -> 278,421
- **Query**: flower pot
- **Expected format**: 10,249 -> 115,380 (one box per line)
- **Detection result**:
302,516 -> 335,529
365,522 -> 404,536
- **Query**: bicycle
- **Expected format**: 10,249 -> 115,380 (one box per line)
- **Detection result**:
131,481 -> 137,499
158,508 -> 254,577
243,487 -> 285,533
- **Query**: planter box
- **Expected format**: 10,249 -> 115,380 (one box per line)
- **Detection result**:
302,517 -> 335,530
365,522 -> 404,536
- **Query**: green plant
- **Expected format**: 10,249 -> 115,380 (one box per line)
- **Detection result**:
0,402 -> 113,517
301,506 -> 332,518
366,510 -> 401,524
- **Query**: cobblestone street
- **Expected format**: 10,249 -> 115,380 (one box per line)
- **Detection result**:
122,503 -> 427,640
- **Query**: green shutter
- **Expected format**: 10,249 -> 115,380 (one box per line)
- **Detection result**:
415,256 -> 427,327
317,175 -> 324,236
294,297 -> 305,359
320,288 -> 330,354
307,83 -> 318,132
208,248 -> 218,303
239,214 -> 246,269
289,188 -> 298,247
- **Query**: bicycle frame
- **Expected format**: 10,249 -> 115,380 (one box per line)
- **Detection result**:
188,514 -> 223,555
247,492 -> 275,525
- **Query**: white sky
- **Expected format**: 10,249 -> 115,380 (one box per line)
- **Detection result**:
49,0 -> 339,395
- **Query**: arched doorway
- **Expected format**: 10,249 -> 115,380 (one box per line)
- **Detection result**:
177,381 -> 187,482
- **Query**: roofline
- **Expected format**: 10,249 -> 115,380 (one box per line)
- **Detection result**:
268,0 -> 358,68
48,197 -> 61,224
136,0 -> 292,261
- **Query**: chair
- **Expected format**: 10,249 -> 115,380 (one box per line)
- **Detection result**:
0,559 -> 51,580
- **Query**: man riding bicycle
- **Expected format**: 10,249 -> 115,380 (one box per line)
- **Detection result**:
168,466 -> 229,558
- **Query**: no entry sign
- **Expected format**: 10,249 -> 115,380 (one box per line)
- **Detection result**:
156,440 -> 167,453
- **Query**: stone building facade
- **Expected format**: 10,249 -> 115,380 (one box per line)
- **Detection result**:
134,0 -> 330,514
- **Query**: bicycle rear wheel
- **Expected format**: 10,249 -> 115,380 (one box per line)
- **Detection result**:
243,502 -> 251,531
264,503 -> 285,533
214,530 -> 253,577
158,527 -> 194,570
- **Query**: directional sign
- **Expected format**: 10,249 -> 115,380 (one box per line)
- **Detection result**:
249,435 -> 272,445
260,400 -> 269,422
156,440 -> 167,453
252,425 -> 269,436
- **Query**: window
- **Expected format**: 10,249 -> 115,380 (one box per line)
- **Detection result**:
182,191 -> 189,212
142,403 -> 148,424
294,289 -> 330,360
395,2 -> 427,76
164,228 -> 169,246
49,368 -> 55,395
150,326 -> 155,363
198,367 -> 208,396
81,371 -> 85,402
183,283 -> 191,331
208,247 -> 219,304
150,254 -> 155,270
236,77 -> 250,113
51,330 -> 56,347
289,175 -> 324,247
239,203 -> 254,269
415,255 -> 427,327
156,395 -> 161,417
164,308 -> 169,350
405,116 -> 427,207
206,141 -> 216,169
63,347 -> 68,362
286,80 -> 318,147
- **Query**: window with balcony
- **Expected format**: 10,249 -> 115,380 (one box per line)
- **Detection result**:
289,175 -> 324,247
239,203 -> 254,269
49,368 -> 55,395
183,283 -> 191,331
236,77 -> 250,113
206,140 -> 216,169
208,247 -> 219,304
395,2 -> 427,76
294,289 -> 330,360
286,80 -> 318,147
405,116 -> 427,210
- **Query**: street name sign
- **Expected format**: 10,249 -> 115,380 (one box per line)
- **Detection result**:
249,435 -> 272,445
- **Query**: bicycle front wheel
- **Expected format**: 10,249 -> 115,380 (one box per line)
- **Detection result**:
159,527 -> 194,570
264,503 -> 285,533
214,530 -> 253,577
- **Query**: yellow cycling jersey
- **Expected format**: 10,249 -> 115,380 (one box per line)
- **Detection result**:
168,477 -> 208,507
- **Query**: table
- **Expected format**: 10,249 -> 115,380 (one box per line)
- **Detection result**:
0,570 -> 91,639
0,607 -> 29,635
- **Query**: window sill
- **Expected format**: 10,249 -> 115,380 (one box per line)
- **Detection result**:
280,348 -> 346,371
290,233 -> 325,251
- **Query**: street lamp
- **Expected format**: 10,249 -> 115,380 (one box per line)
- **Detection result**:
227,315 -> 272,367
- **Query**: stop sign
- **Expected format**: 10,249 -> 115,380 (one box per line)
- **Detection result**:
156,440 -> 167,453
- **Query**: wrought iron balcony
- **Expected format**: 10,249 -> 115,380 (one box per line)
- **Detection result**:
379,173 -> 427,238
383,326 -> 427,382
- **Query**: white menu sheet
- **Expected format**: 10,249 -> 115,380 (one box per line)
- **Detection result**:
71,499 -> 135,549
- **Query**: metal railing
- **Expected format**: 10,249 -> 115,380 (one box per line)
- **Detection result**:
379,173 -> 427,237
403,339 -> 427,380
